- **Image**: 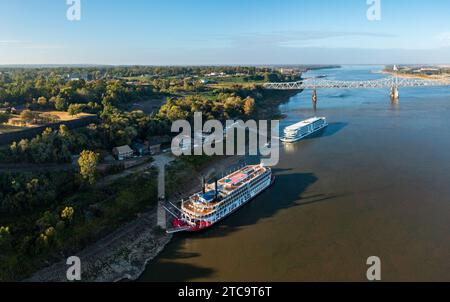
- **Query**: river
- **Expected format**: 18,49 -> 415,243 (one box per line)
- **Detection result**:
139,65 -> 450,282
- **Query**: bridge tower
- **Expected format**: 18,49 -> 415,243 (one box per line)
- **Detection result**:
390,77 -> 399,100
312,87 -> 317,104
390,65 -> 400,101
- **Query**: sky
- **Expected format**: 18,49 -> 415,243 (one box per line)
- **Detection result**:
1,0 -> 450,65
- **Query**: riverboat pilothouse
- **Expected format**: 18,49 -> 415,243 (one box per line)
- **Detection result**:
166,164 -> 274,233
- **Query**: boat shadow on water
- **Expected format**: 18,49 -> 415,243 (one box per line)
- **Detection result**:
303,122 -> 348,140
139,169 -> 345,282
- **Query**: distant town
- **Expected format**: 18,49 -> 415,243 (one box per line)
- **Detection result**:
384,64 -> 450,82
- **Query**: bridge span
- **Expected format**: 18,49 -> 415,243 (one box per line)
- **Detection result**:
264,76 -> 448,104
263,77 -> 448,90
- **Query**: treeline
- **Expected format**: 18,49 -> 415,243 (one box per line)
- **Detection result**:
1,125 -> 103,164
1,82 -> 285,164
100,106 -> 170,147
0,170 -> 79,280
0,66 -> 271,80
0,171 -> 77,215
0,168 -> 158,281
0,66 -> 299,110
1,74 -> 293,166
158,93 -> 255,122
0,115 -> 170,164
0,76 -> 156,112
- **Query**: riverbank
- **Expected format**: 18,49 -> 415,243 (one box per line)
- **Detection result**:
26,89 -> 296,282
26,154 -> 245,282
27,209 -> 172,282
382,70 -> 450,83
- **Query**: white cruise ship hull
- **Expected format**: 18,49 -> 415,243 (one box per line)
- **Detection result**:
204,174 -> 274,227
280,117 -> 328,143
169,165 -> 274,233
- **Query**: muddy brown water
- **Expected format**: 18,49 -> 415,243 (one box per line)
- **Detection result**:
139,66 -> 450,281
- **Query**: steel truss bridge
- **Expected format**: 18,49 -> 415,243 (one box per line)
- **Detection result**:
263,77 -> 449,90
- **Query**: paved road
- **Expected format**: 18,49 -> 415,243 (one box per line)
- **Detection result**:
152,154 -> 175,198
152,154 -> 175,229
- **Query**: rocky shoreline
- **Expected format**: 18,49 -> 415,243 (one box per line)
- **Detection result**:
27,208 -> 172,282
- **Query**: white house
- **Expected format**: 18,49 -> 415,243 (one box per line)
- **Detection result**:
112,145 -> 134,161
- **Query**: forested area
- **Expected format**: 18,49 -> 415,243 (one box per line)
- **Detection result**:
0,168 -> 158,281
0,66 -> 295,164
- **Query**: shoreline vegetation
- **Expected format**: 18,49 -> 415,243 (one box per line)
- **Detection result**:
2,65 -> 340,281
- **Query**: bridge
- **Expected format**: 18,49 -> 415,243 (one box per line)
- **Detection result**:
263,77 -> 448,90
264,76 -> 448,104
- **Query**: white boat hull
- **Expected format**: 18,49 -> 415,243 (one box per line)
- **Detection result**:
281,120 -> 328,143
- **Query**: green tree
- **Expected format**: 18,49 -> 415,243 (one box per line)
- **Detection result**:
0,112 -> 10,124
78,150 -> 99,185
68,103 -> 84,116
61,206 -> 75,221
58,124 -> 70,137
20,110 -> 38,124
243,97 -> 255,116
0,226 -> 11,250
37,96 -> 47,106
54,96 -> 67,111
264,73 -> 279,82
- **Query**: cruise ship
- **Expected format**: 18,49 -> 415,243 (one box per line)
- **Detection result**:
280,117 -> 328,143
166,164 -> 274,233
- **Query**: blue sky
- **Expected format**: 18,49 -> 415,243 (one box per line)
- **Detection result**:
1,0 -> 450,65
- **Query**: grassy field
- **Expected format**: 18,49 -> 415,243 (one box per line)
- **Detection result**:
130,98 -> 166,114
207,82 -> 260,89
6,111 -> 96,128
201,75 -> 268,90
42,111 -> 95,121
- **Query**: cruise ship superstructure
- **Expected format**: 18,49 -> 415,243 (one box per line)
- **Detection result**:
166,164 -> 274,233
280,117 -> 328,143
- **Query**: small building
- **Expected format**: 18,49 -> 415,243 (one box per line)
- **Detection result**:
0,107 -> 17,114
112,145 -> 134,161
419,68 -> 441,75
279,68 -> 299,75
